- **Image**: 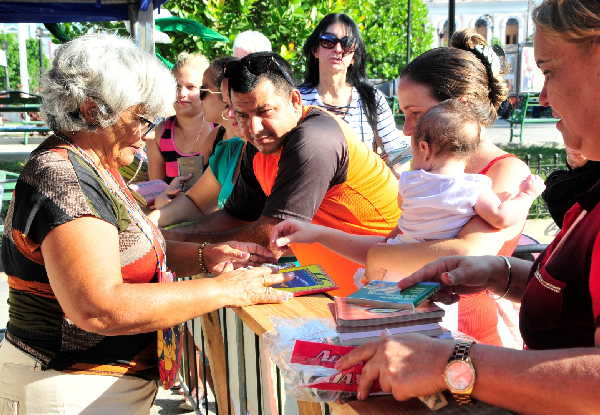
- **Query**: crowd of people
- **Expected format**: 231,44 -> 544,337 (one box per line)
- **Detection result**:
0,0 -> 599,413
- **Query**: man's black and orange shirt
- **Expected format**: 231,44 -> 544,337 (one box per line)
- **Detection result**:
225,106 -> 400,236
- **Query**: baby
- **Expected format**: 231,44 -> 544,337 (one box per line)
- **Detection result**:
387,99 -> 544,244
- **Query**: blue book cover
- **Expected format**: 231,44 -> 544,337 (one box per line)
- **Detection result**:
271,264 -> 337,296
346,281 -> 440,310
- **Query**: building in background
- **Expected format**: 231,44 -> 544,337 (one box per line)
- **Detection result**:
424,0 -> 542,47
424,0 -> 544,95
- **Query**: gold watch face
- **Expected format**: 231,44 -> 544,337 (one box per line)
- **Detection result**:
445,360 -> 475,391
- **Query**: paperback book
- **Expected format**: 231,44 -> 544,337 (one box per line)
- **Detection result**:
346,280 -> 440,311
271,264 -> 337,296
338,322 -> 448,346
331,297 -> 444,328
128,179 -> 168,205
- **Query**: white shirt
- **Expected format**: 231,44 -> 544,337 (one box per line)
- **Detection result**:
396,169 -> 493,241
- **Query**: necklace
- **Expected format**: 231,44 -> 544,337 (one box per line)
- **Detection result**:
174,120 -> 207,154
317,86 -> 354,118
54,133 -> 166,271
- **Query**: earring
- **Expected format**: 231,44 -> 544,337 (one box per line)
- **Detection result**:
221,109 -> 229,121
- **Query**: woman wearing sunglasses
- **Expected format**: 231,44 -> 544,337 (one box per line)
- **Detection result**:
149,57 -> 249,226
147,52 -> 218,207
300,13 -> 410,163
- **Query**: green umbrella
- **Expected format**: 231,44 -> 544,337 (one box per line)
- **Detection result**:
155,17 -> 228,42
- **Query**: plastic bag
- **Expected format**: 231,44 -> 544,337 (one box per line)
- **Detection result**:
262,317 -> 354,402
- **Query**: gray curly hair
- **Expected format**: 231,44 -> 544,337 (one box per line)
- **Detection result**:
41,33 -> 176,133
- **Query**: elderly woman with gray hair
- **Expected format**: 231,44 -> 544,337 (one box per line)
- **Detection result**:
0,33 -> 291,413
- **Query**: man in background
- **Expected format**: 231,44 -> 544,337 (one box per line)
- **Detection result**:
232,30 -> 272,58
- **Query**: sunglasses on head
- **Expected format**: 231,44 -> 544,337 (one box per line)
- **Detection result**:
199,87 -> 222,101
318,33 -> 356,53
224,53 -> 295,87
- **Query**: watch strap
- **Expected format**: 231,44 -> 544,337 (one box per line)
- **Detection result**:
448,340 -> 474,363
447,340 -> 475,405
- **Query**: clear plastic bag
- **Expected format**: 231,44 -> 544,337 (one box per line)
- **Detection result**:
261,317 -> 354,402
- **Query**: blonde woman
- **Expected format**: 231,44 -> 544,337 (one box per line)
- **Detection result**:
147,53 -> 214,207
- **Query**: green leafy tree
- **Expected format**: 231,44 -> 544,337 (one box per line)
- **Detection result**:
1,33 -> 51,91
164,0 -> 433,81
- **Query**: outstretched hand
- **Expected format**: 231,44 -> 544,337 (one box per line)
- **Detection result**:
269,219 -> 324,251
204,241 -> 276,273
153,174 -> 193,209
215,265 -> 293,307
398,255 -> 504,304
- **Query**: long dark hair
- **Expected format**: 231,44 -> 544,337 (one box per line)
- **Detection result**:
301,13 -> 378,136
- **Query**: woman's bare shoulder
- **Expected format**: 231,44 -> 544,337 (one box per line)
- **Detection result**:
485,154 -> 531,188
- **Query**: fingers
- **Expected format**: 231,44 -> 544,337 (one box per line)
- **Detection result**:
397,258 -> 457,290
254,287 -> 293,303
270,219 -> 300,248
275,236 -> 292,248
335,341 -> 378,371
262,270 -> 292,286
218,244 -> 251,261
355,361 -> 379,400
213,261 -> 234,274
225,241 -> 276,265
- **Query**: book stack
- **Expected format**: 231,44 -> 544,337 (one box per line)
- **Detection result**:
330,281 -> 448,346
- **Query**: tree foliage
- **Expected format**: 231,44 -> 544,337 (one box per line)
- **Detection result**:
164,0 -> 433,81
0,34 -> 50,91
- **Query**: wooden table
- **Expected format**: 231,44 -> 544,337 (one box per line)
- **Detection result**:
196,295 -> 514,415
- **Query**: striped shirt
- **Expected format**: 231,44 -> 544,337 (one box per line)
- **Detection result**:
158,116 -> 203,184
299,86 -> 410,156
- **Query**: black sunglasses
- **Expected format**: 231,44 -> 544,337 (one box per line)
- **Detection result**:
199,87 -> 222,101
135,114 -> 162,137
319,33 -> 356,53
224,53 -> 295,87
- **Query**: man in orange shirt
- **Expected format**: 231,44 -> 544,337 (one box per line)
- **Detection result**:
166,52 -> 400,294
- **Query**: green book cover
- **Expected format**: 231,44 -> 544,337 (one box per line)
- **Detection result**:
346,281 -> 440,310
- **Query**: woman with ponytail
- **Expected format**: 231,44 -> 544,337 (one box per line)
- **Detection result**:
299,13 -> 410,161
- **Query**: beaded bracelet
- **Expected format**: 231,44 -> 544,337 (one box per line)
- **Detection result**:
497,255 -> 512,299
197,242 -> 211,274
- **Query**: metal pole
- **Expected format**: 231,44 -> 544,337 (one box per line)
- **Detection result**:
18,23 -> 30,93
406,0 -> 412,65
448,0 -> 456,40
38,35 -> 43,80
129,1 -> 155,54
2,40 -> 9,89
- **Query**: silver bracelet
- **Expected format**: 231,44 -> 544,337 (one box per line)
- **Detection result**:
497,256 -> 512,299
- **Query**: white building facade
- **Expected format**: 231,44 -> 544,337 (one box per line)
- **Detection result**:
424,0 -> 543,47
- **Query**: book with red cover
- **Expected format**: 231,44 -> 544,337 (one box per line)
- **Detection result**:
332,296 -> 444,328
271,264 -> 337,296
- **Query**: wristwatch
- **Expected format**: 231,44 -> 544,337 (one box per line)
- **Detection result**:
443,340 -> 476,405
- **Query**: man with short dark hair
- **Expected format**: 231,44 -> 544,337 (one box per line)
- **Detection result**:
166,52 -> 400,293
